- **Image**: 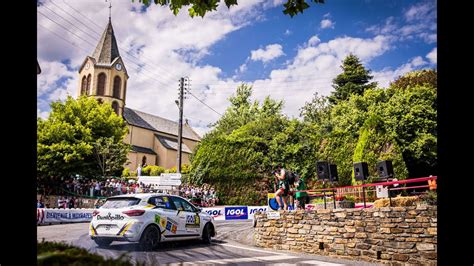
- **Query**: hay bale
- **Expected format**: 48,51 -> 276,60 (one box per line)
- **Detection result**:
373,196 -> 419,207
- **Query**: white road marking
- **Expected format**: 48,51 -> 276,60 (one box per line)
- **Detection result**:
167,254 -> 297,265
298,260 -> 346,265
216,243 -> 283,255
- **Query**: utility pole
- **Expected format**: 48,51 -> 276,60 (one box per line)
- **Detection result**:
177,77 -> 188,173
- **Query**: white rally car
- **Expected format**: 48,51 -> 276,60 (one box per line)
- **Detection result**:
89,193 -> 216,250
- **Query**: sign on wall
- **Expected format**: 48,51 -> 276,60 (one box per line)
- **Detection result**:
202,207 -> 225,221
224,206 -> 248,220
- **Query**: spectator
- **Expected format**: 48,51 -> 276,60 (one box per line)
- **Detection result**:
274,164 -> 289,210
294,175 -> 308,210
68,197 -> 75,209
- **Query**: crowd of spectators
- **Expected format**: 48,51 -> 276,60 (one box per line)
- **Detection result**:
38,177 -> 219,208
179,183 -> 219,207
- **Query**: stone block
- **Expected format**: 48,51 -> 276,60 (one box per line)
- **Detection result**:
355,243 -> 371,250
390,228 -> 404,234
335,238 -> 348,244
355,232 -> 367,238
355,221 -> 366,226
344,226 -> 356,232
427,227 -> 437,235
303,224 -> 312,230
421,251 -> 437,260
347,249 -> 361,256
365,226 -> 377,232
392,254 -> 409,261
287,228 -> 298,234
343,233 -> 355,238
335,212 -> 347,218
380,253 -> 392,260
347,242 -> 356,248
298,229 -> 308,234
333,244 -> 345,250
416,243 -> 435,251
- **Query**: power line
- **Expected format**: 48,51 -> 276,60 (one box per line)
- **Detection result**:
185,88 -> 223,116
56,0 -> 184,84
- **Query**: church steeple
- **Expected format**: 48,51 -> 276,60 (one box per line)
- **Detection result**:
77,16 -> 128,117
91,20 -> 120,64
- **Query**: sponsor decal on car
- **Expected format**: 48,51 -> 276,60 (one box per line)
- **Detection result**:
96,212 -> 125,221
185,214 -> 200,228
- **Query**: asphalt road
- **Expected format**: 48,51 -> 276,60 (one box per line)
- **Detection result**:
38,220 -> 380,265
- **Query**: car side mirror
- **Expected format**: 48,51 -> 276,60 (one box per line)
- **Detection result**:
196,207 -> 203,213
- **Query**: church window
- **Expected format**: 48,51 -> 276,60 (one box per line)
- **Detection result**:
97,73 -> 106,96
81,76 -> 87,95
112,101 -> 119,115
86,74 -> 91,95
113,76 -> 121,98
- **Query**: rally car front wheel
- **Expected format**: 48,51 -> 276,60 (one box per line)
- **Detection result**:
202,223 -> 213,244
139,225 -> 160,251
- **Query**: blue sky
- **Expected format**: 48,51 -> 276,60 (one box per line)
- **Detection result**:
37,0 -> 436,136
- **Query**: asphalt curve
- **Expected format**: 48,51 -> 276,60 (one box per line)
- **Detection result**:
37,220 -> 380,265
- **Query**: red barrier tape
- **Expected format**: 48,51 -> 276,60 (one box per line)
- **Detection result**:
294,176 -> 437,193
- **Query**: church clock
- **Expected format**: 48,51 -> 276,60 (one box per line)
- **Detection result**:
115,63 -> 122,71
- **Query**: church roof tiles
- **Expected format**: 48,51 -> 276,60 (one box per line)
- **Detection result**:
123,107 -> 201,141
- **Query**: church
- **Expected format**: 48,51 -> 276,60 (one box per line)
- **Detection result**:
76,18 -> 201,171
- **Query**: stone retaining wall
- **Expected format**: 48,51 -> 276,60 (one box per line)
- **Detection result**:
254,206 -> 437,265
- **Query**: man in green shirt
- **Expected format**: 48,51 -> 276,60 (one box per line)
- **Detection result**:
294,174 -> 308,210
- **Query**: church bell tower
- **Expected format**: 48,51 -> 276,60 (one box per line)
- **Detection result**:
77,17 -> 128,116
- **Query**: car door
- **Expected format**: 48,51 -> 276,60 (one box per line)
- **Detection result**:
147,196 -> 180,237
170,196 -> 201,237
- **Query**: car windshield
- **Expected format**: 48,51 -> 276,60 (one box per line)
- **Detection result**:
101,197 -> 141,209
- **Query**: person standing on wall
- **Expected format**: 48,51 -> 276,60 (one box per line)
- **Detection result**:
274,164 -> 289,210
294,175 -> 308,210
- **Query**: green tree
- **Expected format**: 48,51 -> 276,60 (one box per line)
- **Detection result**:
37,96 -> 129,180
94,137 -> 131,179
328,54 -> 377,105
190,84 -> 288,204
134,0 -> 324,18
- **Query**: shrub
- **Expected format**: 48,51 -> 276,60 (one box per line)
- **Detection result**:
165,166 -> 177,173
149,166 -> 165,176
37,241 -> 138,266
122,168 -> 130,177
141,165 -> 152,176
419,190 -> 437,205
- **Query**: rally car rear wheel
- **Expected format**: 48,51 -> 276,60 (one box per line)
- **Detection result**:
94,238 -> 113,247
139,225 -> 160,250
202,223 -> 212,244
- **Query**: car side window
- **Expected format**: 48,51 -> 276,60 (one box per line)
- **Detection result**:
171,197 -> 196,212
148,196 -> 175,210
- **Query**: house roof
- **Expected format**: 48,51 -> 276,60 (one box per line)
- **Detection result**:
131,145 -> 157,155
123,107 -> 201,141
91,20 -> 120,64
155,134 -> 192,153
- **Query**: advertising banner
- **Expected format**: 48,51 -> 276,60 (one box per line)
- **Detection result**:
247,206 -> 269,220
39,208 -> 95,224
202,207 -> 225,221
224,206 -> 248,220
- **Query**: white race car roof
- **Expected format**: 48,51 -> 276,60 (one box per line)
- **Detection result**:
107,193 -> 175,200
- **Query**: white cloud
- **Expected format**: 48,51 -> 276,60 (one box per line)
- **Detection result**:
250,44 -> 285,63
426,47 -> 437,64
320,19 -> 334,29
307,35 -> 321,46
373,56 -> 429,88
284,29 -> 292,36
37,0 -> 271,134
366,2 -> 436,45
37,108 -> 50,119
404,1 -> 436,22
